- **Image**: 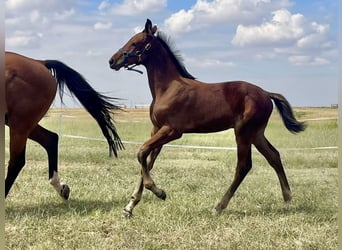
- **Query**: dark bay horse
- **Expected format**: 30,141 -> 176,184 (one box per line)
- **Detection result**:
5,51 -> 124,199
109,19 -> 305,218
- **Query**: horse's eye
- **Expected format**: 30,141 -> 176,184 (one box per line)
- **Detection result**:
132,42 -> 137,47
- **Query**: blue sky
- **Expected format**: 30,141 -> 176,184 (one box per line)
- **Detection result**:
5,0 -> 338,107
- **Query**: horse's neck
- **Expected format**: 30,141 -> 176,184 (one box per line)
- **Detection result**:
145,45 -> 180,99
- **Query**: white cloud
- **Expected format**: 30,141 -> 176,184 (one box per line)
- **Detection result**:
30,10 -> 40,23
6,31 -> 41,48
111,0 -> 167,16
288,55 -> 329,66
6,1 -> 76,27
5,1 -> 77,51
296,22 -> 329,49
231,8 -> 332,52
164,0 -> 292,34
6,0 -> 76,12
86,50 -> 102,57
164,9 -> 194,34
54,8 -> 75,20
6,0 -> 33,10
94,21 -> 112,30
185,56 -> 235,69
229,8 -> 334,66
231,9 -> 305,47
98,1 -> 111,11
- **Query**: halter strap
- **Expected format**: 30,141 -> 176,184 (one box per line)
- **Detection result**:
119,43 -> 152,74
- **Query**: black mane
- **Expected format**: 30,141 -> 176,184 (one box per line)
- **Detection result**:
156,32 -> 196,80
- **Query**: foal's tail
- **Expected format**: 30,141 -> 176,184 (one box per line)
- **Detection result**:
44,60 -> 124,157
268,92 -> 306,133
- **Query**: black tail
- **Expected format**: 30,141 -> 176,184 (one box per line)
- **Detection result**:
44,60 -> 124,157
269,92 -> 306,133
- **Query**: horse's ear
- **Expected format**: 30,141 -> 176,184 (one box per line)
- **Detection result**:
144,19 -> 157,35
144,19 -> 152,33
151,25 -> 157,35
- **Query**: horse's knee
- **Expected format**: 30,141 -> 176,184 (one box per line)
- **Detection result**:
137,146 -> 149,165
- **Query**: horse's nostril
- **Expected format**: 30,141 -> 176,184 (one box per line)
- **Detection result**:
109,58 -> 114,65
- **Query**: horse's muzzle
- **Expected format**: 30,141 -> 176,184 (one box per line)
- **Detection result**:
109,58 -> 118,70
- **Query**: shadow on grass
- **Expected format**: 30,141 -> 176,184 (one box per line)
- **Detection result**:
5,197 -> 126,219
220,201 -> 334,221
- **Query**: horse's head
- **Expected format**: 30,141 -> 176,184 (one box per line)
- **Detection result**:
109,19 -> 157,71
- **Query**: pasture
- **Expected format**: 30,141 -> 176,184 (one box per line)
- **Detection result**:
5,107 -> 337,249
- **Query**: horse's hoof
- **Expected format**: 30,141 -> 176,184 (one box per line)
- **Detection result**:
122,208 -> 133,219
284,200 -> 291,210
212,205 -> 223,216
60,183 -> 70,200
157,190 -> 166,200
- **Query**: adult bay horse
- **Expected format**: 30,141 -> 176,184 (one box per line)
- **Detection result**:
5,51 -> 124,199
109,19 -> 306,218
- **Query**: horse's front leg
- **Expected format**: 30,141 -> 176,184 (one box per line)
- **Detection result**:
122,175 -> 144,218
138,144 -> 167,200
122,147 -> 162,218
123,126 -> 181,218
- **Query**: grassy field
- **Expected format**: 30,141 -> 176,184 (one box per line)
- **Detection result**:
5,107 -> 338,249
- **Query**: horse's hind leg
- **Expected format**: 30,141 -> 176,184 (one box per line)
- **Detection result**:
254,133 -> 291,204
213,138 -> 252,214
5,129 -> 27,197
29,125 -> 70,200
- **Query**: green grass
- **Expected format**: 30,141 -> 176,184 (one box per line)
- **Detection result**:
5,107 -> 338,249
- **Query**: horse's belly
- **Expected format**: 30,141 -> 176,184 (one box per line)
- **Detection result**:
184,116 -> 234,133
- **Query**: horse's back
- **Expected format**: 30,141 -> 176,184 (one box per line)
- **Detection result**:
6,52 -> 54,83
198,80 -> 273,113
